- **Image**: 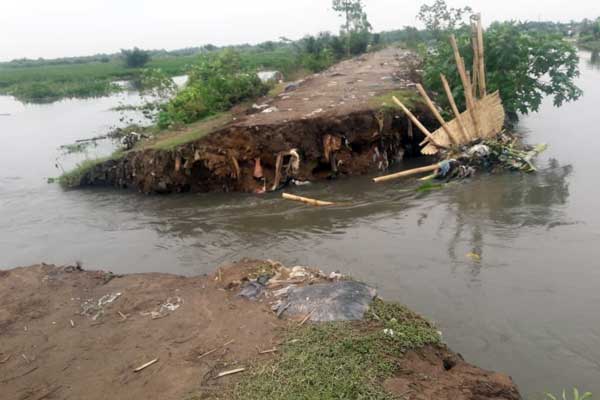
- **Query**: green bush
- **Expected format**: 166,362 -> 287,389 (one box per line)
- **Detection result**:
121,47 -> 151,68
157,50 -> 268,128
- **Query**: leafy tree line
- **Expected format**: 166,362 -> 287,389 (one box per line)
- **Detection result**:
417,0 -> 582,121
155,0 -> 378,128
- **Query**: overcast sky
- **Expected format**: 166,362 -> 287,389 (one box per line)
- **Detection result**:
1,0 -> 598,61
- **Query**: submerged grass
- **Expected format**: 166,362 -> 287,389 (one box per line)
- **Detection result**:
231,299 -> 440,400
58,151 -> 125,188
0,55 -> 196,102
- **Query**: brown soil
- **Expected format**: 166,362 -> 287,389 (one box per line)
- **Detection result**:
79,48 -> 437,194
0,262 -> 521,400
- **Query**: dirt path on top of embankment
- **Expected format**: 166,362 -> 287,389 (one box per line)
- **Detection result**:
236,47 -> 420,125
0,261 -> 521,400
77,48 -> 438,194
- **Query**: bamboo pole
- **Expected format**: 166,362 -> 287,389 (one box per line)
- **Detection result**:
282,193 -> 335,207
471,22 -> 480,99
449,35 -> 476,112
217,368 -> 245,378
450,37 -> 483,138
392,96 -> 448,149
373,163 -> 439,183
440,74 -> 469,142
465,69 -> 483,137
134,358 -> 158,373
476,15 -> 487,97
415,84 -> 458,145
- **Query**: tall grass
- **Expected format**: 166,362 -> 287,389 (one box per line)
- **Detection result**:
0,55 -> 197,102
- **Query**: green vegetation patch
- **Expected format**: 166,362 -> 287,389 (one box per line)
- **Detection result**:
370,89 -> 422,111
232,299 -> 440,400
578,40 -> 600,51
0,55 -> 196,103
58,151 -> 124,188
146,113 -> 232,150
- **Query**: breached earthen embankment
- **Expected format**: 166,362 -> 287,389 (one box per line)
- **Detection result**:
0,261 -> 522,399
76,48 -> 438,194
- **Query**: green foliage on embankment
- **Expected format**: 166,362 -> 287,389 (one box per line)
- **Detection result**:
232,299 -> 441,400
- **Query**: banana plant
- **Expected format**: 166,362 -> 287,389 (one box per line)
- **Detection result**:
546,388 -> 593,400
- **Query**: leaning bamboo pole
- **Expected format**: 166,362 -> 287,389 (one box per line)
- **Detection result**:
440,74 -> 469,142
449,35 -> 483,138
415,84 -> 458,146
392,96 -> 448,149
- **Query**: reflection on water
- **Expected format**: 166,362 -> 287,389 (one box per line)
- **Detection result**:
442,162 -> 572,279
588,51 -> 600,70
1,53 -> 600,397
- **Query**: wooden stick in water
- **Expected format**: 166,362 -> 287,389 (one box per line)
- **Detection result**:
416,84 -> 458,145
373,164 -> 439,183
282,193 -> 335,207
391,96 -> 448,149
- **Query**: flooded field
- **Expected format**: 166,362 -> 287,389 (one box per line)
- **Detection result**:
1,53 -> 599,396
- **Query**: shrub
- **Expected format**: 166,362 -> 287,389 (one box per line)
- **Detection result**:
157,50 -> 268,128
121,47 -> 151,68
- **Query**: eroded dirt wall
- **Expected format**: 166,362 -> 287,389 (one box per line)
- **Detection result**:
80,108 -> 435,194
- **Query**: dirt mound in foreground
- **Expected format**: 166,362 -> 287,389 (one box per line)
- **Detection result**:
0,262 -> 520,399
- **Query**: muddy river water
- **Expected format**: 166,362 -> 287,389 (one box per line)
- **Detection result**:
1,53 -> 600,396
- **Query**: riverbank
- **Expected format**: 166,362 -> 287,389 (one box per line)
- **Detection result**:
62,47 -> 435,194
0,260 -> 521,399
0,56 -> 197,103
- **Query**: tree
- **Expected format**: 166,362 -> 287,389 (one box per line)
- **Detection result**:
121,47 -> 150,68
422,21 -> 582,120
332,0 -> 372,55
593,18 -> 600,39
417,0 -> 472,37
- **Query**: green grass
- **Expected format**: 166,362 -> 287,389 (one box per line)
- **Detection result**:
0,47 -> 317,103
369,89 -> 422,111
0,55 -> 197,102
144,113 -> 232,150
578,40 -> 600,51
57,113 -> 229,187
231,299 -> 441,400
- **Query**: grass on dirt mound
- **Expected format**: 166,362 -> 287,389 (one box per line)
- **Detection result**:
231,299 -> 441,400
58,151 -> 124,188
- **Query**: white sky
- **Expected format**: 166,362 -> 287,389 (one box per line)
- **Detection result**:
1,0 -> 598,61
